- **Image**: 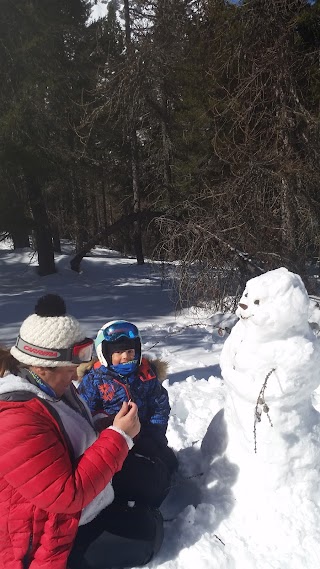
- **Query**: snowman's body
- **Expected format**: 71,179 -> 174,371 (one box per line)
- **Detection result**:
215,268 -> 320,567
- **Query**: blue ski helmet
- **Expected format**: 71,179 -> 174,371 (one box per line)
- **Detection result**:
95,320 -> 142,368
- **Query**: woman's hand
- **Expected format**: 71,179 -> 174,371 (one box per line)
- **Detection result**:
113,401 -> 140,439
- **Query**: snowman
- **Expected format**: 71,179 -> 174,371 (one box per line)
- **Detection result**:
212,267 -> 320,567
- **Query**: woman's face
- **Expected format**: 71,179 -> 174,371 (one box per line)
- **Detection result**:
31,365 -> 78,397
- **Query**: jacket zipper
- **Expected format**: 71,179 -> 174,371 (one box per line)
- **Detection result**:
112,377 -> 132,402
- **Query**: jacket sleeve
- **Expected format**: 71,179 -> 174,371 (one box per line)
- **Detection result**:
145,376 -> 171,436
77,370 -> 103,413
0,399 -> 128,514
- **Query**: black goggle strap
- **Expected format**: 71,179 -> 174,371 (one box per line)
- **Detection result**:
15,336 -> 92,363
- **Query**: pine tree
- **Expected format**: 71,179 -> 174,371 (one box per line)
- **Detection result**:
0,0 -> 90,273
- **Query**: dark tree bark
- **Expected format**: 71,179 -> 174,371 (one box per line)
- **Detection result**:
12,230 -> 30,249
101,177 -> 109,247
123,0 -> 144,265
131,129 -> 144,264
71,172 -> 88,252
25,175 -> 56,276
52,223 -> 62,253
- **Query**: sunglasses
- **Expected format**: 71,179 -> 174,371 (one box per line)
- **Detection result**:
15,336 -> 94,364
95,322 -> 140,348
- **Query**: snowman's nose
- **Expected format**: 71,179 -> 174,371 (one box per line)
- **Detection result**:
239,303 -> 248,310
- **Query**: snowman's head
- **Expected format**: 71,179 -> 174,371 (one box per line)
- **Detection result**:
236,267 -> 310,339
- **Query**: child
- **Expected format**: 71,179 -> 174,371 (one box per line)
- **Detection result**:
78,320 -> 178,507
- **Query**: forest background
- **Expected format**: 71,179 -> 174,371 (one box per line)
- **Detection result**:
1,0 -> 320,310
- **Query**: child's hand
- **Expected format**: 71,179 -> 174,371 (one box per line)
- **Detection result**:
113,401 -> 140,439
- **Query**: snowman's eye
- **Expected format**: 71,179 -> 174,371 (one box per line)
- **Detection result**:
254,299 -> 260,305
244,293 -> 248,298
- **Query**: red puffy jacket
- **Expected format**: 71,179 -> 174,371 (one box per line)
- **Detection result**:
0,397 -> 128,569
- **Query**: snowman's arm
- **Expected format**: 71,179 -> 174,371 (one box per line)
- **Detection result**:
220,321 -> 243,378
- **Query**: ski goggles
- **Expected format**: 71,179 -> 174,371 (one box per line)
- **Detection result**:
15,336 -> 94,364
95,322 -> 140,348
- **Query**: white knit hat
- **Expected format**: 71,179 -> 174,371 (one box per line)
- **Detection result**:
11,294 -> 85,367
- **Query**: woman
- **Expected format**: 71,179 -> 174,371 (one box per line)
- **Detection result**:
0,294 -> 163,569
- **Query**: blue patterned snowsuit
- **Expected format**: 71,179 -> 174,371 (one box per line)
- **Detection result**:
78,357 -> 170,438
78,358 -> 177,506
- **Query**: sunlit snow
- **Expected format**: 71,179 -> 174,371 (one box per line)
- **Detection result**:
1,243 -> 320,568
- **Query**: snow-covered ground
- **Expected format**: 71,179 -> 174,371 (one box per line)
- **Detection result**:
1,241 -> 320,568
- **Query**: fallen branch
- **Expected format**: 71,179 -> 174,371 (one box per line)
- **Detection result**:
70,210 -> 163,272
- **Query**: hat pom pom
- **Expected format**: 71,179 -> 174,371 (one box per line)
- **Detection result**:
35,294 -> 66,317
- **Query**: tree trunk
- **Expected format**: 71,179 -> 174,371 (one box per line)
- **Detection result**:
25,175 -> 56,276
52,223 -> 62,253
101,178 -> 109,246
281,176 -> 296,255
281,174 -> 306,278
123,0 -> 144,265
160,82 -> 173,202
12,230 -> 30,249
71,172 -> 87,252
131,129 -> 144,264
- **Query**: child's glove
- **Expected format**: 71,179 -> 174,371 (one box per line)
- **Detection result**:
133,432 -> 178,474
